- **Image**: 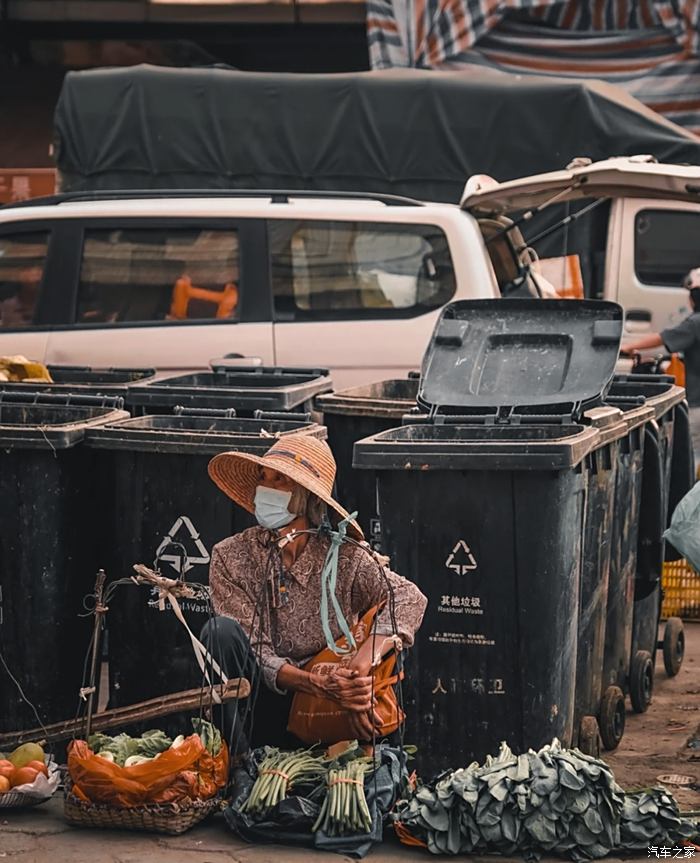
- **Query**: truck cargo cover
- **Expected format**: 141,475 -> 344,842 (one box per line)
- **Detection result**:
53,66 -> 700,203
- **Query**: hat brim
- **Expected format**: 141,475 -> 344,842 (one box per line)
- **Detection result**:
208,449 -> 364,541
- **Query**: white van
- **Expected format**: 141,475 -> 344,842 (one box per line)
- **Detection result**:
461,156 -> 700,340
0,190 -> 499,389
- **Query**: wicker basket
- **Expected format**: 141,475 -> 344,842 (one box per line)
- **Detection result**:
64,782 -> 222,835
662,559 -> 700,620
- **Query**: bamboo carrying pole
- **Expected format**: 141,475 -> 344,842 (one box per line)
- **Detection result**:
0,567 -> 250,751
0,678 -> 251,750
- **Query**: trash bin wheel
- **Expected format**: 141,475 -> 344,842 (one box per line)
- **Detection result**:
663,617 -> 685,677
599,686 -> 626,751
630,650 -> 654,713
578,715 -> 601,757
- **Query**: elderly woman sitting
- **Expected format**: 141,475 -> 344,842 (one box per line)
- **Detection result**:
203,433 -> 427,753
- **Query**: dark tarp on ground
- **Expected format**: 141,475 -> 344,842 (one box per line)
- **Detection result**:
53,65 -> 700,204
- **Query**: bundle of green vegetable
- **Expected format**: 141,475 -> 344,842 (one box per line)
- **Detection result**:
87,719 -> 221,767
620,788 -> 696,850
393,739 -> 697,861
313,758 -> 373,836
241,748 -> 328,817
239,742 -> 377,835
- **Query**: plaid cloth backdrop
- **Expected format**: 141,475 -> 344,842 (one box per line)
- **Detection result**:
367,0 -> 700,135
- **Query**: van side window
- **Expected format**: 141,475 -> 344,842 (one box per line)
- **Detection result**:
270,220 -> 456,320
635,210 -> 700,287
0,231 -> 48,329
77,228 -> 240,325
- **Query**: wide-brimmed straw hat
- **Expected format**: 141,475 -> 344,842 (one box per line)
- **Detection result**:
208,434 -> 363,540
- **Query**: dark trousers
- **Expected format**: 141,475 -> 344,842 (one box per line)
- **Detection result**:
200,615 -> 295,754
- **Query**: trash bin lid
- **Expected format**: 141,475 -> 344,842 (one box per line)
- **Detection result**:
317,378 -> 419,418
0,394 -> 128,449
609,376 -> 687,420
419,298 -> 623,421
48,365 -> 157,384
85,413 -> 327,455
0,365 -> 158,398
128,366 -> 332,412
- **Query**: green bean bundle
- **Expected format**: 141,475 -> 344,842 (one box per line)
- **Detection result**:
242,748 -> 327,817
313,758 -> 373,836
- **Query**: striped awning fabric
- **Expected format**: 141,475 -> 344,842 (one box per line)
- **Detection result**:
367,1 -> 700,135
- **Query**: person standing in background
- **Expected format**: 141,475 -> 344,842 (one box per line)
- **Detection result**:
623,268 -> 700,470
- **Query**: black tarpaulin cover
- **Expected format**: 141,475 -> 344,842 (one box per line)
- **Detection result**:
53,65 -> 700,203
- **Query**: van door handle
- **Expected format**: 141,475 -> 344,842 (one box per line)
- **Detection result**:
209,355 -> 263,368
624,308 -> 652,333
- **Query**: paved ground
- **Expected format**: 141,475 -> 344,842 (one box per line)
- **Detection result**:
3,624 -> 700,862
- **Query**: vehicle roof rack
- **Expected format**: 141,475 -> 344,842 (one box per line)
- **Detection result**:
1,189 -> 425,209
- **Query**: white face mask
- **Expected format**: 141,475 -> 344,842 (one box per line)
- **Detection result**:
254,485 -> 296,530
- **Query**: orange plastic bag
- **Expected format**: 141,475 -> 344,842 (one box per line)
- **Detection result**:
394,821 -> 429,849
667,353 -> 686,388
68,735 -> 229,808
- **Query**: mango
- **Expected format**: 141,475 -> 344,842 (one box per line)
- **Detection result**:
9,742 -> 45,769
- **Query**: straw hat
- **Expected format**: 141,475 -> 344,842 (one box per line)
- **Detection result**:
208,434 -> 363,540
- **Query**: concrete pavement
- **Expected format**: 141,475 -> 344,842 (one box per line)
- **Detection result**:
3,623 -> 700,862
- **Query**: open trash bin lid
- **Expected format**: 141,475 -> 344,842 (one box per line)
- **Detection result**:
128,366 -> 332,413
418,298 -> 623,420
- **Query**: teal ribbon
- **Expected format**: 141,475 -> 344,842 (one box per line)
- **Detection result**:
320,513 -> 358,655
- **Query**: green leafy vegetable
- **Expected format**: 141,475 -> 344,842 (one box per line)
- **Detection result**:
87,728 -> 173,766
392,739 -> 698,860
191,718 -> 222,756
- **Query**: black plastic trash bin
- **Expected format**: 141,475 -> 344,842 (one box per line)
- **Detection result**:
317,378 -> 419,540
127,365 -> 332,417
0,365 -> 157,400
85,413 -> 327,723
0,393 -> 128,734
607,375 -> 690,706
572,403 -> 628,755
353,299 -> 623,774
594,394 -> 652,748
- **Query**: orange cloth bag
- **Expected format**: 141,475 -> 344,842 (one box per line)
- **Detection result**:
287,605 -> 404,745
68,735 -> 229,807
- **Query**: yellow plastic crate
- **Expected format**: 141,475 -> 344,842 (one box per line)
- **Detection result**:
662,559 -> 700,620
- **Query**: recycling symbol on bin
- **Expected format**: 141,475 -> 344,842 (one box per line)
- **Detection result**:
155,516 -> 210,575
445,540 -> 478,575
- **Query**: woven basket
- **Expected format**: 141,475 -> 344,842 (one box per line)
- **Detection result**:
662,559 -> 700,621
64,782 -> 222,835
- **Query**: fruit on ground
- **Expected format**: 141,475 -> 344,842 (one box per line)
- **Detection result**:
10,766 -> 39,788
9,743 -> 45,769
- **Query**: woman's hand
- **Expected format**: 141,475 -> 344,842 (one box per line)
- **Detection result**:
311,667 -> 373,711
348,707 -> 385,742
312,668 -> 385,742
